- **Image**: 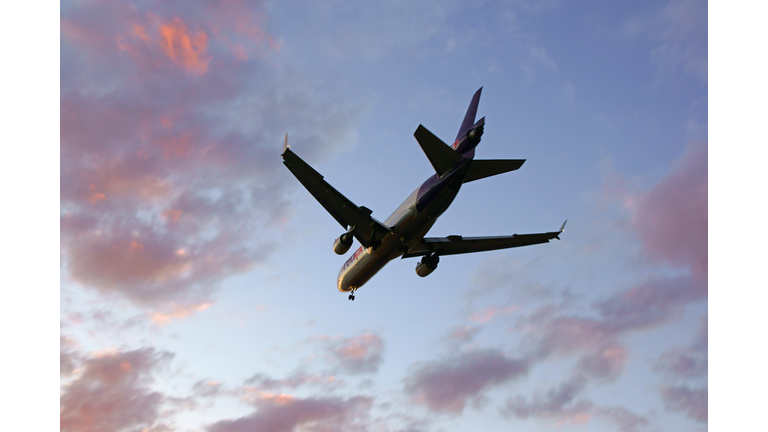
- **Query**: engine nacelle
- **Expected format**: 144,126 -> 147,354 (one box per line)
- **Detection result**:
415,255 -> 439,277
333,232 -> 354,255
466,124 -> 484,144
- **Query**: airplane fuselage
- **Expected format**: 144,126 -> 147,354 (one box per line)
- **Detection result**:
283,87 -> 564,300
337,157 -> 472,292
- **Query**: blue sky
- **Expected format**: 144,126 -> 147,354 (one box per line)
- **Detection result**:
11,0 -> 731,430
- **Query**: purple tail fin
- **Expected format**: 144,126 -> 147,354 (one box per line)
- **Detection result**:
456,87 -> 483,142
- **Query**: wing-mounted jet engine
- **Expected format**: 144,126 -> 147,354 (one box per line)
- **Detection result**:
333,231 -> 354,255
415,254 -> 439,277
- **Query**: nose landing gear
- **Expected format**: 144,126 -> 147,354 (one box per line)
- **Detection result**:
348,288 -> 357,301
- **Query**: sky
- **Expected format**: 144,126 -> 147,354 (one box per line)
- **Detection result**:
50,0 -> 717,430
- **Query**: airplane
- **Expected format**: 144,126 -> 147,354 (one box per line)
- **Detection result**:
281,87 -> 566,301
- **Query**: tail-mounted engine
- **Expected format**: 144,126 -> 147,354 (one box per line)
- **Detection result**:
333,231 -> 354,255
466,123 -> 484,145
415,254 -> 439,277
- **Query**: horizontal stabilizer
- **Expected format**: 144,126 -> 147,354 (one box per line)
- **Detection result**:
463,159 -> 526,183
414,125 -> 462,177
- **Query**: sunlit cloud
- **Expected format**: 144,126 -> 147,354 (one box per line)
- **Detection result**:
630,143 -> 708,279
469,305 -> 519,323
320,333 -> 385,375
150,302 -> 214,325
660,385 -> 707,422
207,394 -> 373,432
404,349 -> 529,414
61,0 -> 364,312
159,17 -> 211,74
60,346 -> 175,432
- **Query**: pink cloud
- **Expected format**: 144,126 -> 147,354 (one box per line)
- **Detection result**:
325,333 -> 385,375
61,0 -> 364,313
445,325 -> 481,344
660,385 -> 707,422
404,349 -> 529,414
596,407 -> 650,432
503,376 -> 648,432
575,341 -> 629,381
527,314 -> 613,359
150,302 -> 214,325
596,276 -> 706,332
60,336 -> 80,376
502,375 -> 592,423
631,143 -> 708,279
243,371 -> 340,392
158,17 -> 211,74
469,305 -> 518,323
515,276 -> 706,383
654,314 -> 707,379
60,347 -> 174,432
206,395 -> 373,432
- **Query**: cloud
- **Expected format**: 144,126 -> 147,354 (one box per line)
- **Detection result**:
243,371 -> 340,391
497,142 -> 708,429
283,0 -> 458,62
445,325 -> 482,344
158,17 -> 211,73
595,276 -> 706,332
520,275 -> 704,369
660,385 -> 707,422
60,335 -> 81,376
452,141 -> 707,428
61,0 -> 365,312
206,394 -> 373,432
404,349 -> 529,414
502,375 -> 592,422
575,341 -> 629,381
654,314 -> 707,379
652,314 -> 707,423
60,347 -> 175,432
193,380 -> 226,398
630,143 -> 708,279
509,142 -> 707,364
619,0 -> 707,81
324,333 -> 385,375
469,305 -> 519,323
502,375 -> 648,432
595,407 -> 649,432
518,43 -> 557,82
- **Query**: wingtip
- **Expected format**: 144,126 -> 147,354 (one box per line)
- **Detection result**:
282,133 -> 289,155
560,220 -> 567,232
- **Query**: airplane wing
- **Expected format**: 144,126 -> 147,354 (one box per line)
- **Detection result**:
281,135 -> 391,249
402,221 -> 567,258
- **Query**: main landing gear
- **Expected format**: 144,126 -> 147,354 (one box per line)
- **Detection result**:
348,288 -> 357,301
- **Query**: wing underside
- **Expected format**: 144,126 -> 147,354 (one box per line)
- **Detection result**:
282,143 -> 390,248
402,221 -> 567,258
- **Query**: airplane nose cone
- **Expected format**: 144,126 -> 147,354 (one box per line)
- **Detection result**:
337,265 -> 356,292
337,267 -> 347,292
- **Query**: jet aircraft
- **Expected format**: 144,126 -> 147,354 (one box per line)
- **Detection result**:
282,88 -> 566,300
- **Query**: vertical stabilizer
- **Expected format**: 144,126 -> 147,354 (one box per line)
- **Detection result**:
456,87 -> 483,142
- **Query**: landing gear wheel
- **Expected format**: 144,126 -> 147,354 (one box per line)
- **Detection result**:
348,294 -> 353,300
